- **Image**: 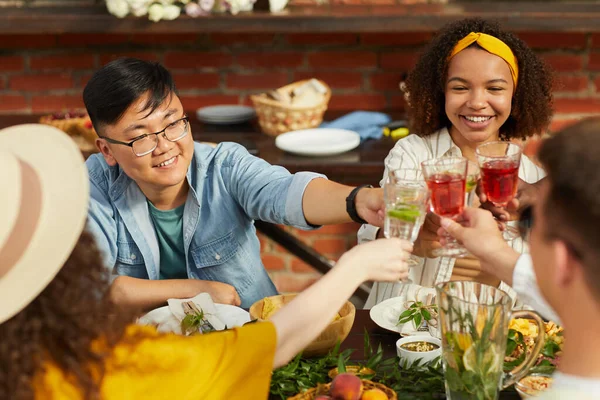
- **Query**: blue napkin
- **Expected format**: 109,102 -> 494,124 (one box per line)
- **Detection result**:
320,111 -> 391,141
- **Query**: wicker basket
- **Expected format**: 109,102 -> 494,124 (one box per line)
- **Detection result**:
287,379 -> 398,400
249,294 -> 355,358
250,79 -> 331,137
39,111 -> 98,152
328,365 -> 376,380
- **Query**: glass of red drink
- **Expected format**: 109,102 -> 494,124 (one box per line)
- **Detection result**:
476,141 -> 522,241
421,157 -> 469,257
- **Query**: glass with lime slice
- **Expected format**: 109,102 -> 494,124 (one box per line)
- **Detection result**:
384,169 -> 430,267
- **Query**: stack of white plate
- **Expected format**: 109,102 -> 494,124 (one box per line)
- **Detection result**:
196,105 -> 256,125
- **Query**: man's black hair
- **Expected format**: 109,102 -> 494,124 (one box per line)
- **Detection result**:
83,58 -> 178,133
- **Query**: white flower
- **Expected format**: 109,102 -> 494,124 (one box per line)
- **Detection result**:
185,2 -> 203,17
148,3 -> 165,21
238,0 -> 253,11
179,0 -> 191,4
225,0 -> 252,13
162,4 -> 181,20
106,0 -> 130,18
199,0 -> 214,12
128,0 -> 152,16
268,0 -> 288,12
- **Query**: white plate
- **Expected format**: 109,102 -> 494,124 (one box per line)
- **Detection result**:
370,296 -> 436,337
137,304 -> 251,334
275,128 -> 360,157
196,105 -> 256,124
369,296 -> 407,333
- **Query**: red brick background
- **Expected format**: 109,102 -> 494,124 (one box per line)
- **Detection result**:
1,31 -> 598,292
2,31 -> 599,131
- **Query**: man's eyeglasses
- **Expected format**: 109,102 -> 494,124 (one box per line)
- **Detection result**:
99,116 -> 189,157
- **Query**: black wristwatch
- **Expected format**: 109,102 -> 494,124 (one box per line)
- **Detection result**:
345,184 -> 373,224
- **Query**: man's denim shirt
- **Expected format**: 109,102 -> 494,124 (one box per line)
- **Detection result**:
86,142 -> 324,308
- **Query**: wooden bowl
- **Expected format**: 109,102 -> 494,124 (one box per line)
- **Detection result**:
287,379 -> 397,400
249,294 -> 355,357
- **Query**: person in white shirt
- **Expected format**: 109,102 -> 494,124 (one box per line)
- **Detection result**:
440,117 -> 600,399
359,17 -> 553,308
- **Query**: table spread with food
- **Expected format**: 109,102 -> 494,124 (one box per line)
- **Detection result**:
136,290 -> 562,400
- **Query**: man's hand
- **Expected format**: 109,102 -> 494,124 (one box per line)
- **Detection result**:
412,212 -> 443,257
110,276 -> 242,311
192,280 -> 241,306
355,187 -> 385,228
438,207 -> 520,283
478,178 -> 541,221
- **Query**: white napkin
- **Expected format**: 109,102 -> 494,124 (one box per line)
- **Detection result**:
398,284 -> 438,337
167,292 -> 226,332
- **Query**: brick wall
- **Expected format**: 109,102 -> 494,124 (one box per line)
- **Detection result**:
1,31 -> 599,291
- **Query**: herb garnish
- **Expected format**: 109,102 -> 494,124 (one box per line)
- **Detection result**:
397,301 -> 438,330
180,308 -> 215,336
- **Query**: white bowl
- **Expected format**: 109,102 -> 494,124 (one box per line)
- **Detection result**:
396,335 -> 442,367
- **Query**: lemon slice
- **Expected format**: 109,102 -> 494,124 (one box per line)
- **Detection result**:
462,343 -> 502,374
387,207 -> 421,223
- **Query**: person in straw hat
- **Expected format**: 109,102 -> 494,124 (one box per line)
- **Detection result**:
0,123 -> 411,399
83,58 -> 388,312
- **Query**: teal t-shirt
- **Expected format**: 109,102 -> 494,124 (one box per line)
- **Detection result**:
147,201 -> 187,280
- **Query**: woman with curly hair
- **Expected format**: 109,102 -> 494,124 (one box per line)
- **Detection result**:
359,18 -> 553,308
0,124 -> 411,399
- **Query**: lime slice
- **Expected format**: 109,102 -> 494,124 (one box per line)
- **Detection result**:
463,343 -> 502,374
466,177 -> 477,193
387,207 -> 421,223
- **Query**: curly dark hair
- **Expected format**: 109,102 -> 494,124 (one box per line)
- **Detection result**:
405,18 -> 554,140
0,231 -> 135,400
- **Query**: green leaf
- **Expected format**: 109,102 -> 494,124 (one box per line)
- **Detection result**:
422,309 -> 432,321
337,355 -> 346,373
414,313 -> 423,329
542,340 -> 561,358
363,327 -> 372,359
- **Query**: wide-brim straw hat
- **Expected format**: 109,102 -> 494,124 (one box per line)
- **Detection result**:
0,124 -> 89,324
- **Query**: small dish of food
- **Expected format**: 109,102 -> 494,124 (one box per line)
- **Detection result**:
396,335 -> 441,367
515,373 -> 553,398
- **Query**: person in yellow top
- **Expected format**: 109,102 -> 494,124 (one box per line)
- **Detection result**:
0,124 -> 413,400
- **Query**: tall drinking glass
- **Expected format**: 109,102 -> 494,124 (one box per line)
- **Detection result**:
421,157 -> 469,258
384,169 -> 430,243
476,141 -> 522,241
384,168 -> 430,270
436,281 -> 545,400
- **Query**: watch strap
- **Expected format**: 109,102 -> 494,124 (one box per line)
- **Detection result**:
345,184 -> 373,224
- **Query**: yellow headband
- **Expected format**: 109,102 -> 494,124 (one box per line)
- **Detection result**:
449,32 -> 519,88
